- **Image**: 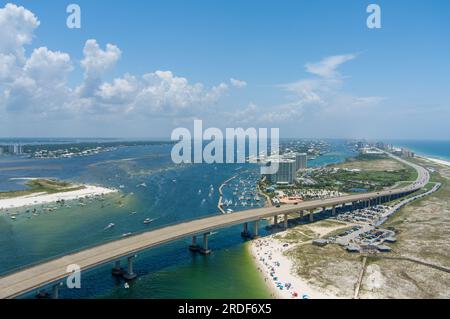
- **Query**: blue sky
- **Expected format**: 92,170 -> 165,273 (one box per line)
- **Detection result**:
0,0 -> 449,139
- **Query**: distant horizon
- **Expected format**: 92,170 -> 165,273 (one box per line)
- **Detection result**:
1,136 -> 450,142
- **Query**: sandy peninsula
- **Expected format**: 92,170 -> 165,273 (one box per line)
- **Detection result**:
0,185 -> 117,210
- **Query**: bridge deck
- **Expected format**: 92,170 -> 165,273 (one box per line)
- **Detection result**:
0,153 -> 429,299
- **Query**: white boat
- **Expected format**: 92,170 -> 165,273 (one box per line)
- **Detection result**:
130,211 -> 137,215
104,223 -> 115,230
121,232 -> 132,237
143,218 -> 156,224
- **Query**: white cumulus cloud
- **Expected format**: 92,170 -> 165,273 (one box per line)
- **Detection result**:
81,39 -> 122,79
0,3 -> 40,61
230,78 -> 247,88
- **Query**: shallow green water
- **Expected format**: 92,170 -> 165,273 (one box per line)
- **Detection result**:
0,141 -> 354,298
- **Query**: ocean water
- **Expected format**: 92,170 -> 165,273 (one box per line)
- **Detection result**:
0,140 -> 354,299
390,140 -> 450,162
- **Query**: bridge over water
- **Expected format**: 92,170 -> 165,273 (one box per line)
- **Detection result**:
0,153 -> 429,299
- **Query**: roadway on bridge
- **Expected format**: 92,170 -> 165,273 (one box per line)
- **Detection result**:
0,152 -> 429,298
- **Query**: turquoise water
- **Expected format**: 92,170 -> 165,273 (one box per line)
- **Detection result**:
0,140 -> 354,299
390,140 -> 450,162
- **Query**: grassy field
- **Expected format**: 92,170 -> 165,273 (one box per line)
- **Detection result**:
331,154 -> 406,171
0,179 -> 84,199
301,157 -> 450,298
273,156 -> 450,298
358,158 -> 450,298
311,156 -> 417,193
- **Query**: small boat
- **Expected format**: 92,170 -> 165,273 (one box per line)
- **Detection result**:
121,232 -> 132,237
119,185 -> 125,189
143,218 -> 156,224
104,223 -> 115,230
10,216 -> 16,220
130,211 -> 137,215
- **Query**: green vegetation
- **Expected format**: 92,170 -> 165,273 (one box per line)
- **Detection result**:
384,160 -> 448,228
274,230 -> 312,243
301,154 -> 418,193
322,226 -> 355,239
0,179 -> 84,199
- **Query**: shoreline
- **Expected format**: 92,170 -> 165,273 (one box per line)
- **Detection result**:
247,155 -> 445,300
248,236 -> 336,299
422,156 -> 450,167
0,185 -> 118,210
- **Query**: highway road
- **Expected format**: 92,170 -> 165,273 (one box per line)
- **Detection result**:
0,152 -> 429,298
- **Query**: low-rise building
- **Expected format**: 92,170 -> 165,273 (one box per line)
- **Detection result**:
312,239 -> 328,247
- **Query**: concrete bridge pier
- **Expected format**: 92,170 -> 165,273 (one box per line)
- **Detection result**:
123,256 -> 137,280
199,233 -> 212,255
300,211 -> 304,219
51,283 -> 61,299
332,206 -> 336,216
112,260 -> 124,276
309,211 -> 314,222
283,214 -> 288,229
241,222 -> 251,238
189,235 -> 200,252
252,220 -> 260,239
273,215 -> 278,226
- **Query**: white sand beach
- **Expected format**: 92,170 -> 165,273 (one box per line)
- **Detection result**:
249,236 -> 336,299
424,157 -> 450,167
0,185 -> 117,210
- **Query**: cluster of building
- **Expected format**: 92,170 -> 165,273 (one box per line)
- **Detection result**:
344,228 -> 396,253
355,141 -> 415,158
0,144 -> 24,156
261,152 -> 308,184
315,222 -> 396,254
32,146 -> 106,159
334,205 -> 391,226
